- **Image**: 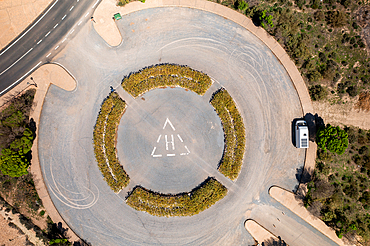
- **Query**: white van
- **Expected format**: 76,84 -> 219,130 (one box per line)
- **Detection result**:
295,120 -> 309,148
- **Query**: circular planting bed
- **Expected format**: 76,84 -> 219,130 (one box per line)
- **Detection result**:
93,64 -> 245,216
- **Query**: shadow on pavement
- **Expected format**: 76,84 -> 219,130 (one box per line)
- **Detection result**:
262,236 -> 288,246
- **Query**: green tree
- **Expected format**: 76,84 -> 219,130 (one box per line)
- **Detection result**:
259,10 -> 274,29
316,125 -> 349,155
0,148 -> 29,177
10,128 -> 34,155
0,127 -> 34,177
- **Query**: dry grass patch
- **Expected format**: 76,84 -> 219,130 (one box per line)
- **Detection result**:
126,177 -> 227,217
121,64 -> 212,97
210,88 -> 246,180
355,92 -> 370,111
93,92 -> 129,192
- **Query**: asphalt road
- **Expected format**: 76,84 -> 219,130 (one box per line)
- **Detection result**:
0,0 -> 100,96
38,7 -> 338,246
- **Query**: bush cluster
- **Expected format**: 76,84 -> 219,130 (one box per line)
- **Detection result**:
316,124 -> 349,155
126,177 -> 227,217
121,64 -> 212,97
0,128 -> 34,177
93,92 -> 129,192
210,89 -> 246,180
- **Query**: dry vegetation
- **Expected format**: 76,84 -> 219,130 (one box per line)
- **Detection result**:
121,64 -> 212,97
126,177 -> 227,217
210,89 -> 246,180
93,92 -> 130,193
356,92 -> 370,111
305,126 -> 370,243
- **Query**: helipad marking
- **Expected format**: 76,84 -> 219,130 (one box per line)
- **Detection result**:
152,118 -> 189,158
151,147 -> 157,156
163,118 -> 175,131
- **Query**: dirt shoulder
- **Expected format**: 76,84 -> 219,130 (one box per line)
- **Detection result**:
313,99 -> 370,130
0,0 -> 52,50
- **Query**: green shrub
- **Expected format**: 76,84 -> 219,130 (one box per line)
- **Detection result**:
93,92 -> 130,192
0,128 -> 34,177
259,10 -> 274,29
316,124 -> 349,155
210,89 -> 246,180
121,64 -> 212,97
237,0 -> 248,11
126,177 -> 227,217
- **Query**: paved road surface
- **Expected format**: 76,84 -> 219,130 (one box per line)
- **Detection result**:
0,0 -> 99,95
38,7 -> 338,246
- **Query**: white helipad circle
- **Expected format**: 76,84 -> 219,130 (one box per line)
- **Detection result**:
116,87 -> 224,193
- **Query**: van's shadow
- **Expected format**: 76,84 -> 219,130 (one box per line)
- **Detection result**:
291,113 -> 324,147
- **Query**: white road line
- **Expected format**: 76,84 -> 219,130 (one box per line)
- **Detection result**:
78,21 -> 82,26
69,29 -> 74,35
153,154 -> 162,158
84,12 -> 90,17
37,39 -> 43,44
177,134 -> 183,142
62,38 -> 67,43
0,0 -> 59,57
167,154 -> 175,157
92,0 -> 99,8
53,23 -> 58,28
70,6 -> 74,11
45,31 -> 51,37
0,61 -> 42,96
54,45 -> 59,50
151,147 -> 156,156
46,53 -> 51,57
180,153 -> 187,156
0,48 -> 33,76
156,135 -> 161,143
165,135 -> 168,150
62,14 -> 67,20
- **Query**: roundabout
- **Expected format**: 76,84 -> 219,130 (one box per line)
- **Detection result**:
36,4 -> 335,246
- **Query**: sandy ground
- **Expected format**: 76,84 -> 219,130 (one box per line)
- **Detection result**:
313,100 -> 370,130
0,214 -> 28,246
93,0 -> 122,46
0,0 -> 52,50
0,205 -> 45,246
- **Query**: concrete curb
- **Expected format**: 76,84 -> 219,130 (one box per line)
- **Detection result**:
244,219 -> 278,244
